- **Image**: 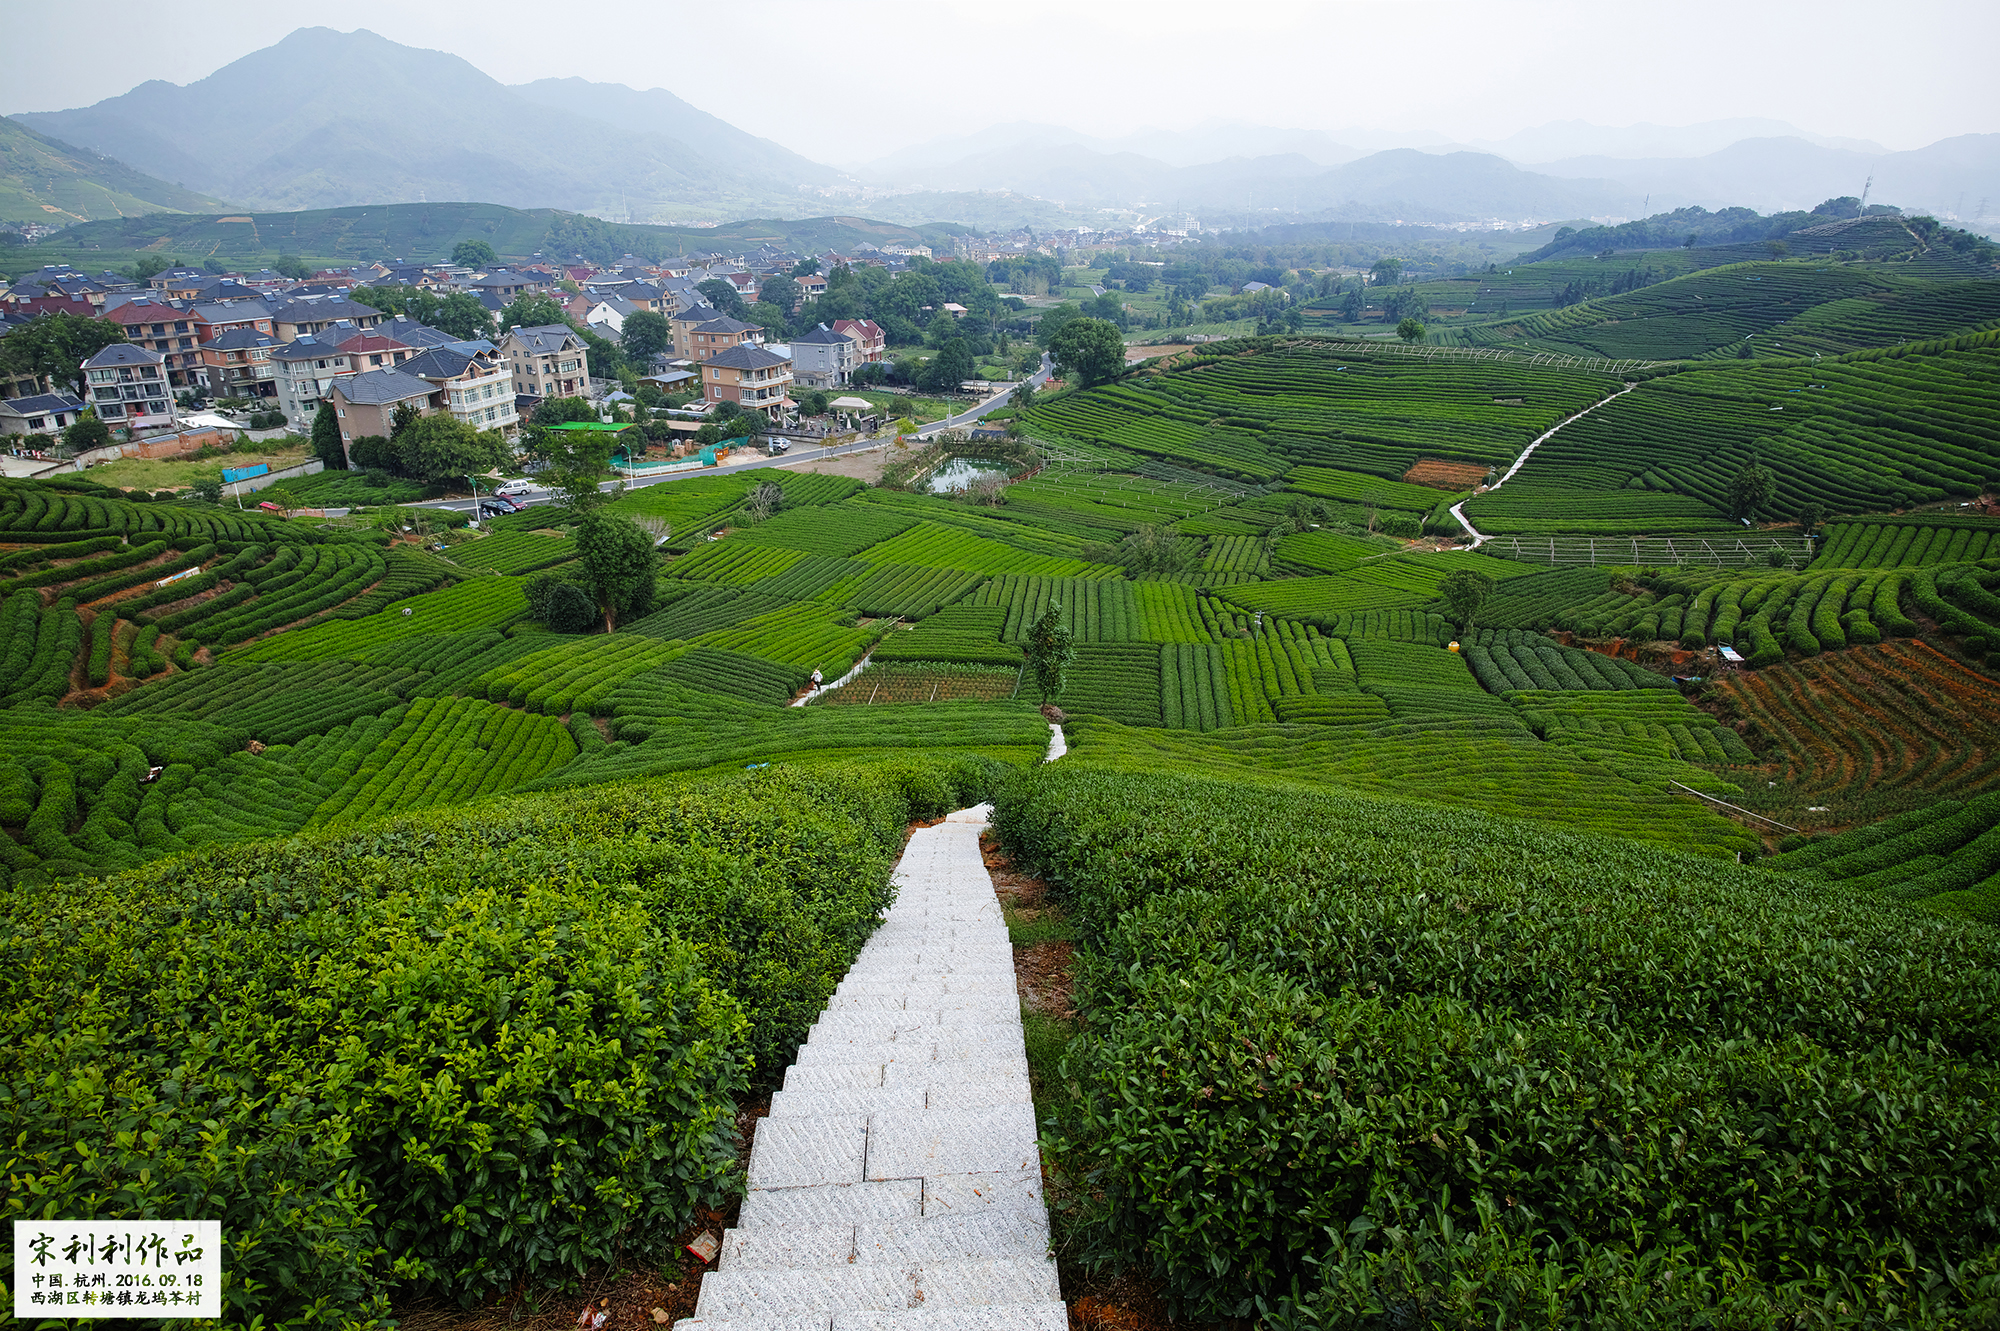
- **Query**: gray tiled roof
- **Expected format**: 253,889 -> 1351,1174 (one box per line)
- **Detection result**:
271,297 -> 378,323
206,326 -> 275,350
505,324 -> 582,354
1,393 -> 87,416
704,343 -> 790,371
792,324 -> 853,345
82,343 -> 164,368
690,315 -> 762,336
397,348 -> 481,381
333,368 -> 435,405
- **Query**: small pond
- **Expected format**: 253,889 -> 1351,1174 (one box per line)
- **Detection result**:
926,457 -> 1012,494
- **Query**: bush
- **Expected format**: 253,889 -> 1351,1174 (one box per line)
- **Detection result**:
995,764 -> 2000,1327
1,755 -> 1002,1325
524,571 -> 598,633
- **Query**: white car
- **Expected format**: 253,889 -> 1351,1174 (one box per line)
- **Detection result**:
495,479 -> 534,496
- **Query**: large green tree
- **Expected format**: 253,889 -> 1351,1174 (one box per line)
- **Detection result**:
433,293 -> 496,342
573,511 -> 659,632
60,412 -> 112,457
393,414 -> 510,484
695,279 -> 747,320
499,293 -> 568,330
0,314 -> 126,397
1437,569 -> 1495,631
759,275 -> 802,316
1728,459 -> 1777,521
451,239 -> 499,268
1048,317 -> 1126,388
917,338 -> 975,394
620,311 -> 673,362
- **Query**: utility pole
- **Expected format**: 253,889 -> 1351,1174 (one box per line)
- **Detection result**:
1859,176 -> 1873,218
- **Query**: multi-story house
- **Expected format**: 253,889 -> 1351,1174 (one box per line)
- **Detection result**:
81,344 -> 174,430
270,335 -> 359,429
789,323 -> 856,389
327,369 -> 438,463
198,327 -> 278,400
269,296 -> 383,342
702,344 -> 792,412
832,318 -> 887,362
0,392 -> 88,439
500,324 -> 590,402
106,295 -> 207,390
673,310 -> 764,361
401,347 -> 518,436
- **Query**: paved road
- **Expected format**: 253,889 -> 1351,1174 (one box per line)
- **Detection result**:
422,355 -> 1052,518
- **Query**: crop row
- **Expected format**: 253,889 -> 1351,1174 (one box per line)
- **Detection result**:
1765,791 -> 2000,924
813,662 -> 1020,706
228,576 -> 529,662
846,562 -> 986,620
872,606 -> 1022,666
475,635 -> 686,715
1511,688 -> 1757,771
1817,519 -> 2000,569
1461,629 -> 1674,693
667,538 -> 806,586
729,503 -> 920,558
1054,643 -> 1164,726
857,520 -> 1108,579
973,575 -> 1140,642
96,659 -> 419,743
694,603 -> 886,681
306,697 -> 578,832
1199,534 -> 1269,575
0,597 -> 81,705
448,531 -> 579,575
622,583 -> 790,640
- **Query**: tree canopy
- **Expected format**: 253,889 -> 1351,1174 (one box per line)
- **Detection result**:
309,400 -> 346,470
393,414 -> 510,484
573,512 -> 659,632
1048,318 -> 1126,388
451,239 -> 499,268
1728,460 -> 1777,521
1024,602 -> 1075,705
696,279 -> 748,320
620,310 -> 673,362
1437,569 -> 1495,631
0,314 -> 126,397
499,293 -> 568,331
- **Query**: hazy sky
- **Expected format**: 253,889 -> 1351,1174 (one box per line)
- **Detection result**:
8,0 -> 1996,162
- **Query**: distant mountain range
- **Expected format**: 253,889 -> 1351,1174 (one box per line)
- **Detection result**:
8,30 -> 1995,236
0,116 -> 228,225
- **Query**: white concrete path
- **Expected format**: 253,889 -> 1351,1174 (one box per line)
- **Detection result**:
675,800 -> 1064,1331
1451,381 -> 1639,548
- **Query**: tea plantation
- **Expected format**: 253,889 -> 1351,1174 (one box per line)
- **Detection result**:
4,224 -> 1999,1326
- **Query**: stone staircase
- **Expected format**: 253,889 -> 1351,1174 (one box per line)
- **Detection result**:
675,800 -> 1065,1331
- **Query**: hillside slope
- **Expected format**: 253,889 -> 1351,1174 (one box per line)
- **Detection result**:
0,116 -> 229,224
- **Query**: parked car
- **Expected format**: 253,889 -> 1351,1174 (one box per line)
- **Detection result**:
767,437 -> 791,455
495,478 -> 534,496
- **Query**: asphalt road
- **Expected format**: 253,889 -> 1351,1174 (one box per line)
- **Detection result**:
422,356 -> 1053,517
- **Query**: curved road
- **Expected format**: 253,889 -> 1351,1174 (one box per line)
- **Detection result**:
422,354 -> 1053,518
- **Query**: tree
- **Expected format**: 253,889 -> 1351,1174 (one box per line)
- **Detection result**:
791,258 -> 820,277
499,293 -> 568,331
451,239 -> 499,268
696,279 -> 747,319
1370,257 -> 1404,286
1797,500 -> 1827,536
918,338 -> 975,394
528,401 -> 616,514
0,313 -> 126,397
524,572 -> 598,633
273,255 -> 313,280
393,414 -> 510,484
390,401 -> 423,438
744,482 -> 784,523
1766,240 -> 1790,259
620,310 -> 673,363
1397,318 -> 1427,344
745,302 -> 793,341
1082,523 -> 1195,575
433,293 -> 496,342
61,412 -> 111,456
1437,568 -> 1494,631
259,485 -> 299,517
1047,318 -> 1125,388
188,477 -> 223,505
1728,459 -> 1777,521
1034,302 -> 1084,349
573,511 -> 659,632
1024,601 -> 1075,705
309,402 -> 347,470
760,275 -> 801,315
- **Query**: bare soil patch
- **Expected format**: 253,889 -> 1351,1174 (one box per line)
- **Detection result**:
1402,458 -> 1489,490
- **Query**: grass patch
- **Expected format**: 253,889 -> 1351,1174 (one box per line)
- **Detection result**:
83,440 -> 310,492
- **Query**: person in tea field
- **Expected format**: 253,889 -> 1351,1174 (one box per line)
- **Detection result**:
811,668 -> 823,690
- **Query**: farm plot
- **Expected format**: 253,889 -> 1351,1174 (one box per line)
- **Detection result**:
728,503 -> 920,558
93,660 -> 419,744
1714,639 -> 2000,826
447,531 -> 577,575
1763,791 -> 2000,923
304,696 -> 578,831
845,563 -> 986,619
855,520 -> 1109,579
1460,629 -> 1675,693
1814,515 -> 2000,569
1056,643 -> 1165,727
693,602 -> 886,681
971,575 -> 1138,642
228,575 -> 528,662
871,606 -> 1022,666
815,663 -> 1020,705
474,635 -> 687,715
